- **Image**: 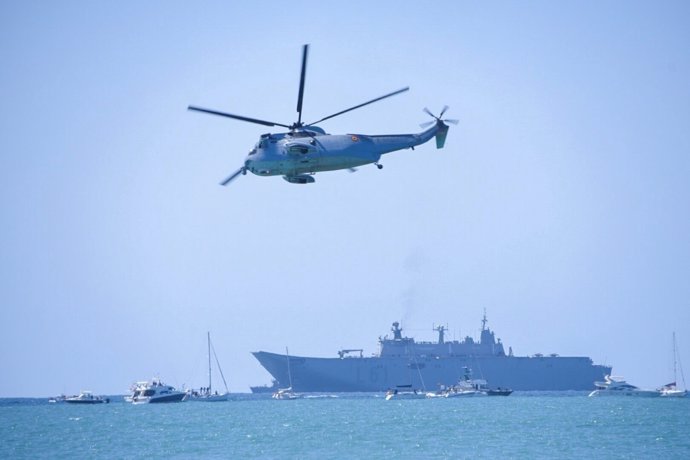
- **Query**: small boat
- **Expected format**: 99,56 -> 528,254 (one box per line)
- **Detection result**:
65,391 -> 110,404
438,367 -> 488,398
187,389 -> 228,402
273,347 -> 302,400
659,382 -> 687,398
48,394 -> 67,404
128,378 -> 187,404
187,332 -> 230,402
486,387 -> 513,396
272,386 -> 300,400
426,385 -> 450,398
588,375 -> 660,397
659,332 -> 687,398
386,385 -> 426,400
443,383 -> 487,398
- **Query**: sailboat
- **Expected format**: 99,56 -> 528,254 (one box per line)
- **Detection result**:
660,332 -> 687,398
188,332 -> 230,402
273,347 -> 300,400
386,341 -> 427,400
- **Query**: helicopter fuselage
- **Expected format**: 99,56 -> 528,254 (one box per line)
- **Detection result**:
244,122 -> 444,182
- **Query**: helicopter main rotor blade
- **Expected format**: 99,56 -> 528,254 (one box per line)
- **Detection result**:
296,44 -> 309,126
307,87 -> 410,126
188,106 -> 291,129
220,167 -> 246,186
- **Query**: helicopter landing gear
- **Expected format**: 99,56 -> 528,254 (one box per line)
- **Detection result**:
375,162 -> 383,170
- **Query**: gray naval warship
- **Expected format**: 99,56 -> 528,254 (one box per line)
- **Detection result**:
252,313 -> 612,392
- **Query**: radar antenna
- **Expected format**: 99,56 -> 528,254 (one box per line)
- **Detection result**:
433,324 -> 448,344
391,322 -> 403,340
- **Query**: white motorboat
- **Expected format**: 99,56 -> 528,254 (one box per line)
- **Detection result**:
588,375 -> 660,397
444,387 -> 487,398
187,332 -> 230,402
428,367 -> 513,398
426,385 -> 450,398
65,391 -> 110,404
128,378 -> 187,404
452,374 -> 488,397
436,382 -> 487,398
428,367 -> 488,398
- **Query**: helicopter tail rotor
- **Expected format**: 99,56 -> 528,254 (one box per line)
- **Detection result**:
420,106 -> 457,148
420,106 -> 458,128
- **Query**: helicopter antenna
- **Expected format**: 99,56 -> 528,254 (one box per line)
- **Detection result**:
295,44 -> 309,128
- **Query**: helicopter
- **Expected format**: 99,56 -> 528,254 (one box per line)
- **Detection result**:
188,44 -> 457,185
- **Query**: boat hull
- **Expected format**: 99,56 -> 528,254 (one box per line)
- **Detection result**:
660,390 -> 687,398
252,352 -> 611,392
444,390 -> 486,398
385,392 -> 425,400
65,399 -> 108,404
588,389 -> 660,397
133,393 -> 187,404
188,394 -> 229,402
486,389 -> 513,396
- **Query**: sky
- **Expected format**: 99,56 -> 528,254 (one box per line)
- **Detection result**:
1,1 -> 689,397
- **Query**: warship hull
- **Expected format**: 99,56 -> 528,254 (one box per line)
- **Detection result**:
252,351 -> 611,392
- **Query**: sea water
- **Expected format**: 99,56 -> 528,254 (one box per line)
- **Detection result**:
1,393 -> 688,459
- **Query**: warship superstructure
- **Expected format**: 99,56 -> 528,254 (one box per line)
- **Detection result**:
252,313 -> 611,392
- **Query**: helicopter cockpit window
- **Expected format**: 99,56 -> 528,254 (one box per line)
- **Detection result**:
287,143 -> 312,154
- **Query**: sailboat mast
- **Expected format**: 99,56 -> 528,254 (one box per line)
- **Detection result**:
208,331 -> 212,393
286,346 -> 293,388
672,332 -> 677,384
211,340 -> 230,393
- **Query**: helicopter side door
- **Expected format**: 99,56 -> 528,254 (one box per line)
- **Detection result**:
285,141 -> 321,173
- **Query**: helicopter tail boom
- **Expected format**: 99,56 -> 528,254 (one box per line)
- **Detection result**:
367,120 -> 447,154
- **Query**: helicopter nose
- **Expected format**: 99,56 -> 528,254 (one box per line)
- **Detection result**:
244,158 -> 253,172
